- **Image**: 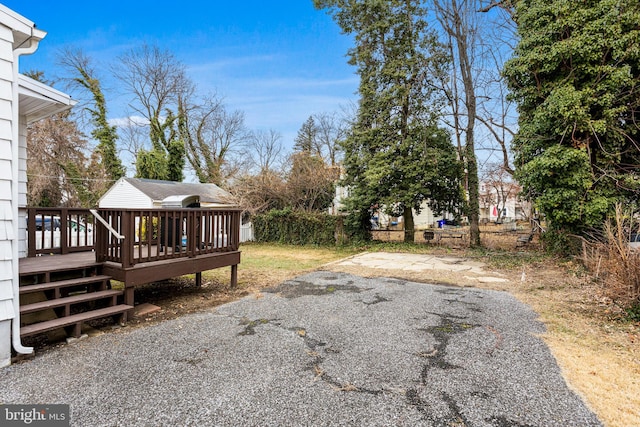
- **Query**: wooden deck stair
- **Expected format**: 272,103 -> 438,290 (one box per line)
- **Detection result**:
19,266 -> 133,339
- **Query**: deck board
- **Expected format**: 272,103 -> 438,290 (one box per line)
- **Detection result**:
19,251 -> 99,276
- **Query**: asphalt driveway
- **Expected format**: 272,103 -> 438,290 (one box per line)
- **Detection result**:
0,270 -> 601,426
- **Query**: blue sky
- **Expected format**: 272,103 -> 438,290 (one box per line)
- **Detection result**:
5,0 -> 358,152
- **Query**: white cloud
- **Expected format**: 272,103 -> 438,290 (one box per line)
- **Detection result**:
108,115 -> 150,128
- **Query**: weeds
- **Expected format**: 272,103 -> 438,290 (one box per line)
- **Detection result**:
581,205 -> 640,318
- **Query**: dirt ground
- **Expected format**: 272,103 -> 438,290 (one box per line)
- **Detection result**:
21,242 -> 640,427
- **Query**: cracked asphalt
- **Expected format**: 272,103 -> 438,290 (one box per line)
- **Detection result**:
0,271 -> 601,426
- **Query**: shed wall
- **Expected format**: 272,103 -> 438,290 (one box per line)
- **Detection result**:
99,180 -> 153,209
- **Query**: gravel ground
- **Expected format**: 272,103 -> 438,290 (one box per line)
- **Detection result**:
0,271 -> 601,426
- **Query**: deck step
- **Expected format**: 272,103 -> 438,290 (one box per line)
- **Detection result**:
20,290 -> 123,315
20,304 -> 133,337
19,275 -> 112,295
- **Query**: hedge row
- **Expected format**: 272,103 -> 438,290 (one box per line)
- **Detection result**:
253,209 -> 343,245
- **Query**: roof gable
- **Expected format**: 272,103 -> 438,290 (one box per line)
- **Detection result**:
123,178 -> 235,205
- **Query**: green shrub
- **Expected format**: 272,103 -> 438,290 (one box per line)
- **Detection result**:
541,229 -> 582,257
253,209 -> 343,245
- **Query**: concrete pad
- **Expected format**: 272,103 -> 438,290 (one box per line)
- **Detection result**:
335,252 -> 490,275
476,276 -> 510,283
134,303 -> 162,317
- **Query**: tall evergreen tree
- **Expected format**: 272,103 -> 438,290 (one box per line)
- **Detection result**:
315,0 -> 464,242
293,116 -> 320,155
504,0 -> 640,237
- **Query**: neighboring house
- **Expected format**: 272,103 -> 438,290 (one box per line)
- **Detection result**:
99,177 -> 237,209
479,181 -> 528,223
1,5 -> 76,367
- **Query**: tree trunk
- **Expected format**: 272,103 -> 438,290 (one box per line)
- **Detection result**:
452,0 -> 481,247
466,144 -> 481,246
403,208 -> 415,243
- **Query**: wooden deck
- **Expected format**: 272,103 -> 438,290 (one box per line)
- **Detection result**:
19,207 -> 242,339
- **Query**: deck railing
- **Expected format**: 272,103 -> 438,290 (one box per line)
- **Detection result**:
26,207 -> 241,268
94,208 -> 241,268
26,207 -> 95,257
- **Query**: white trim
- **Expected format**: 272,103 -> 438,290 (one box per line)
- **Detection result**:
18,74 -> 74,105
0,5 -> 36,39
18,74 -> 76,123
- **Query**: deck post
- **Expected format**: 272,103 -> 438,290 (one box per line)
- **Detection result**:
121,210 -> 132,268
124,286 -> 134,318
195,272 -> 202,287
27,208 -> 36,257
230,264 -> 238,289
60,208 -> 68,255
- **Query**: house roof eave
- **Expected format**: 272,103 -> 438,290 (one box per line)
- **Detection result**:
18,74 -> 77,123
0,4 -> 46,49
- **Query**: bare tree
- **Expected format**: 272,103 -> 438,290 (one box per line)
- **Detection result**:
247,129 -> 284,174
26,111 -> 96,207
230,170 -> 287,216
181,93 -> 249,185
285,151 -> 337,213
475,0 -> 518,175
433,0 -> 482,246
116,117 -> 150,174
114,44 -> 193,180
431,0 -> 519,246
314,112 -> 345,166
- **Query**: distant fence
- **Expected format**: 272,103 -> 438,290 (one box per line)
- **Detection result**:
240,222 -> 254,243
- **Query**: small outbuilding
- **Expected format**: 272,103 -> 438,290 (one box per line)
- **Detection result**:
98,178 -> 236,209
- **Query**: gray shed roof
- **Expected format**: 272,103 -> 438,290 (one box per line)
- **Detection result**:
124,178 -> 235,205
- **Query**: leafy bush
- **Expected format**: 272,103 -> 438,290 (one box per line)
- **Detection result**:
541,228 -> 582,257
253,209 -> 343,245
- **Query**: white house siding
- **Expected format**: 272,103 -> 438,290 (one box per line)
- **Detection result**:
412,205 -> 438,229
0,21 -> 14,367
98,180 -> 152,209
17,115 -> 26,257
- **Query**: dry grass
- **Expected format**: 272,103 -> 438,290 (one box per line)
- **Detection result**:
581,206 -> 640,311
202,243 -> 360,292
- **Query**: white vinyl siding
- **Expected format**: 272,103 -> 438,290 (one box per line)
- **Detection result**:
17,116 -> 26,257
0,24 -> 13,322
99,180 -> 153,209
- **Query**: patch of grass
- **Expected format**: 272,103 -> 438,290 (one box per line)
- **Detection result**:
344,240 -> 470,256
203,242 -> 360,289
479,250 -> 549,270
625,304 -> 640,322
